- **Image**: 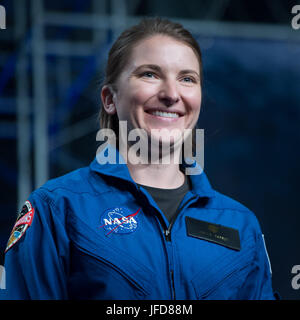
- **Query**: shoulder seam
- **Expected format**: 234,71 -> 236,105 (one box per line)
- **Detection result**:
201,207 -> 253,214
39,185 -> 113,197
33,189 -> 60,213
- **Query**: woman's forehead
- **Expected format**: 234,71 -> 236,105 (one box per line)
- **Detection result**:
128,35 -> 200,72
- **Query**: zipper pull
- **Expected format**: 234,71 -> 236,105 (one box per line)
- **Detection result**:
165,229 -> 171,241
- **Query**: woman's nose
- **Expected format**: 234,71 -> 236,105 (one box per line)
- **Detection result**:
158,80 -> 180,107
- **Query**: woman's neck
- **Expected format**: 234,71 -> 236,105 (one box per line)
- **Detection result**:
127,162 -> 185,189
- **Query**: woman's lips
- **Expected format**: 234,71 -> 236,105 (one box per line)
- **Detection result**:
144,109 -> 184,123
144,108 -> 184,120
148,110 -> 179,118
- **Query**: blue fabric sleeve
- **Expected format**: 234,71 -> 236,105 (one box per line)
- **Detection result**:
3,191 -> 69,300
239,225 -> 275,300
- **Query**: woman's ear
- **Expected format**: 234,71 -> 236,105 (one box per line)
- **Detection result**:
101,85 -> 117,115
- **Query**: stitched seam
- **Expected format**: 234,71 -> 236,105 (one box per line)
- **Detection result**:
191,235 -> 256,283
39,185 -> 113,197
67,207 -> 155,281
34,190 -> 60,213
196,207 -> 253,215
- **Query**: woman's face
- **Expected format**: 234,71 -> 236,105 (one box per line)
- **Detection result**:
105,35 -> 202,145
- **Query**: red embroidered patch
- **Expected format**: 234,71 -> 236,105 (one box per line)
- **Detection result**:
5,201 -> 35,253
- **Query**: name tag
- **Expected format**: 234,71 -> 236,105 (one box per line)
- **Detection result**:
185,217 -> 241,251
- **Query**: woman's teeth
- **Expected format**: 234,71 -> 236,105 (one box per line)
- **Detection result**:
150,111 -> 179,118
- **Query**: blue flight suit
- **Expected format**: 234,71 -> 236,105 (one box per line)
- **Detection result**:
3,148 -> 275,299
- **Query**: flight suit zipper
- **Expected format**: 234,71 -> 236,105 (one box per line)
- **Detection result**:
136,185 -> 198,300
170,269 -> 176,300
164,195 -> 198,300
164,195 -> 198,241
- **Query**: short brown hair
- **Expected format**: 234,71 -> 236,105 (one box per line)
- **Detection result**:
99,17 -> 203,151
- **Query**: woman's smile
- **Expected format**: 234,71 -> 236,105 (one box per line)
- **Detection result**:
143,109 -> 184,129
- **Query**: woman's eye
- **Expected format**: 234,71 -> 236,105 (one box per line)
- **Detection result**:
182,76 -> 195,83
142,71 -> 156,78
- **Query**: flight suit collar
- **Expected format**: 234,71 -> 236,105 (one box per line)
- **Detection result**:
89,144 -> 215,199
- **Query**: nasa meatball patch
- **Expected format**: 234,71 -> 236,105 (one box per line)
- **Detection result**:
99,207 -> 140,236
5,200 -> 35,252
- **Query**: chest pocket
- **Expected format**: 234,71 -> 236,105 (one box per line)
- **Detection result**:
67,213 -> 154,300
191,239 -> 255,300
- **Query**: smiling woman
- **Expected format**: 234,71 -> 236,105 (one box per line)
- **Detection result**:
3,17 -> 276,300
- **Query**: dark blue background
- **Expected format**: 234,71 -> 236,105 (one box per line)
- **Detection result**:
0,0 -> 299,299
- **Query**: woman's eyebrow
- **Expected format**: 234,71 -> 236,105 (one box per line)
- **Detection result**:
179,69 -> 200,79
132,64 -> 162,74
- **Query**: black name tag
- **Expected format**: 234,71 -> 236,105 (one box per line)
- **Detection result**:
185,217 -> 241,251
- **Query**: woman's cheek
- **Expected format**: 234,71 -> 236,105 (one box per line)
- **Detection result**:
133,83 -> 158,103
189,92 -> 202,115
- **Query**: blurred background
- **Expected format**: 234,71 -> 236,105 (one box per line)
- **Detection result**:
0,0 -> 299,299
